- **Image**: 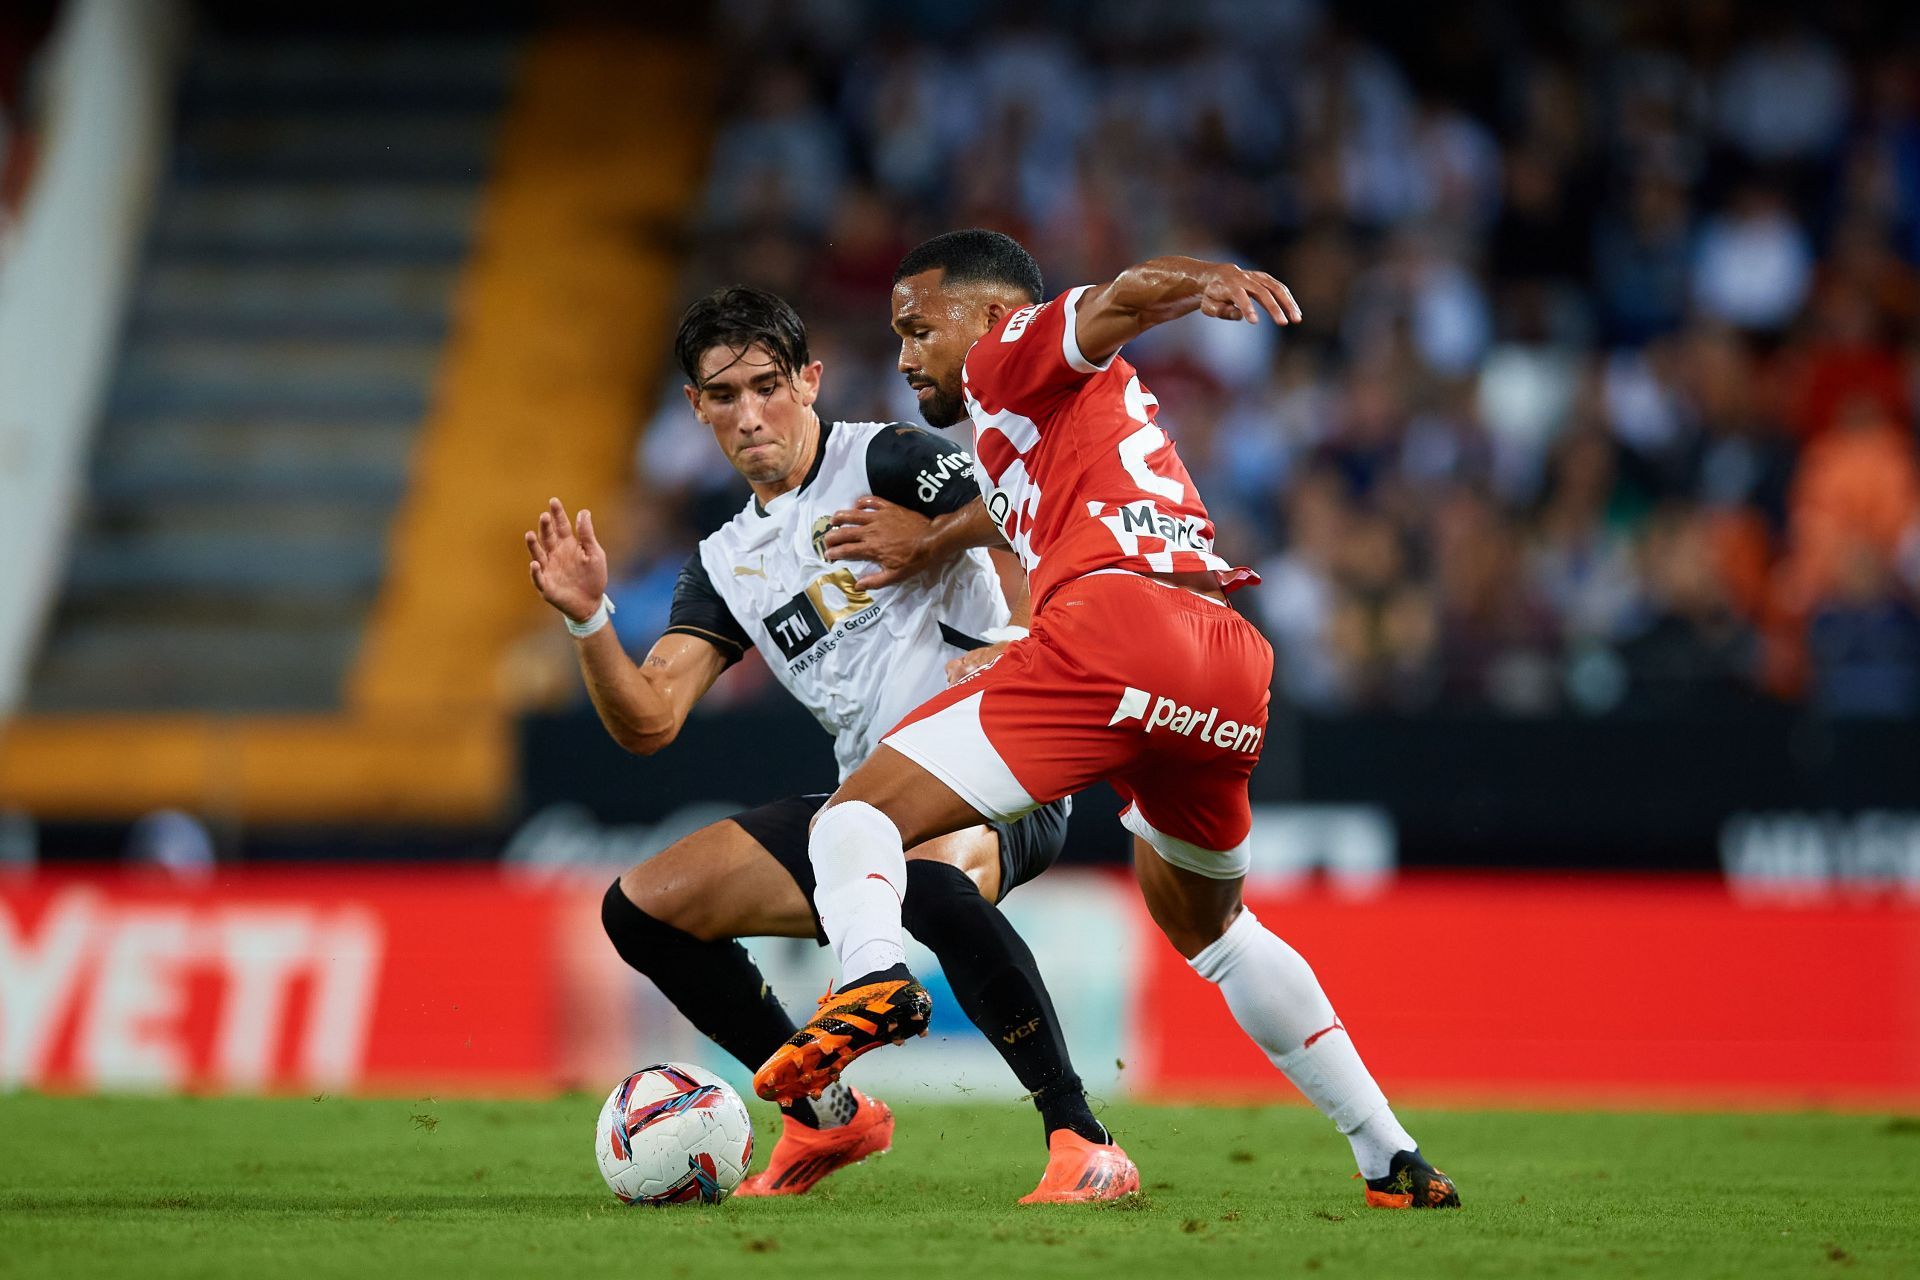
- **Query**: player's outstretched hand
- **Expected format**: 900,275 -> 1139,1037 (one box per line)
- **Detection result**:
1196,262 -> 1302,327
525,497 -> 608,625
945,642 -> 1008,685
824,496 -> 936,590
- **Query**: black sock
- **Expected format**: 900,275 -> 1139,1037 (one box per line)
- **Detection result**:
1032,1079 -> 1108,1145
899,861 -> 1106,1146
599,879 -> 827,1128
842,961 -> 913,990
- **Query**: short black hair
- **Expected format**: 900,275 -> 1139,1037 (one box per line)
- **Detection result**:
674,285 -> 810,388
892,229 -> 1044,304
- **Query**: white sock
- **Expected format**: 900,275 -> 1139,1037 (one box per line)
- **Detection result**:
814,1082 -> 858,1128
1346,1108 -> 1418,1181
1188,907 -> 1417,1179
810,801 -> 907,986
782,1079 -> 856,1128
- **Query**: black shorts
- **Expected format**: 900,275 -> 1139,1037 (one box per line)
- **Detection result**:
729,793 -> 1072,946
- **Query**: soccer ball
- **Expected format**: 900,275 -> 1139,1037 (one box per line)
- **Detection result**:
594,1063 -> 755,1205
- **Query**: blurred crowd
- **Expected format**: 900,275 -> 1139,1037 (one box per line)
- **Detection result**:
609,0 -> 1920,719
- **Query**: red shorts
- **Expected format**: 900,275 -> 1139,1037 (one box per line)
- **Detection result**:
882,571 -> 1274,877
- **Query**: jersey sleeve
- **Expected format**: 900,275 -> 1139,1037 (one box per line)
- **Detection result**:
864,424 -> 980,517
961,284 -> 1113,418
662,548 -> 750,666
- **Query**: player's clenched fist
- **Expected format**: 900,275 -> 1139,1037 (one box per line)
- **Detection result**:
525,496 -> 607,625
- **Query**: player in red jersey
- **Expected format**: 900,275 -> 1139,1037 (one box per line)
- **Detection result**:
756,230 -> 1457,1209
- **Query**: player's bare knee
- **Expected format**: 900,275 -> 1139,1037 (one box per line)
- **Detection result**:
963,855 -> 999,902
1184,901 -> 1241,952
666,892 -> 733,943
958,833 -> 1003,901
618,861 -> 714,940
1149,894 -> 1242,959
904,826 -> 1000,901
1154,919 -> 1215,960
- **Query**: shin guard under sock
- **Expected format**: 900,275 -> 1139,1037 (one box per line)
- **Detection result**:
811,802 -> 908,984
901,861 -> 1104,1145
1188,906 -> 1416,1176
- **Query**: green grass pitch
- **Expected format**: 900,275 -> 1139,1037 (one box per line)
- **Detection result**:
1,1094 -> 1914,1278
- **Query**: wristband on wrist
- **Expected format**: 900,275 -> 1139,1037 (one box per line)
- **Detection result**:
982,624 -> 1029,644
565,594 -> 617,638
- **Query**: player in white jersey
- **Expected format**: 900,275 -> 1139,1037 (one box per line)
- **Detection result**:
679,412 -> 1008,782
524,286 -> 1137,1203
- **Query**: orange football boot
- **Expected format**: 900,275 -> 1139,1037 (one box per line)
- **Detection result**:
1361,1150 -> 1461,1208
734,1089 -> 894,1197
753,975 -> 932,1104
1017,1129 -> 1141,1204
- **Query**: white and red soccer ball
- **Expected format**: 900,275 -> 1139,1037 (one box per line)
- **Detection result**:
594,1063 -> 755,1205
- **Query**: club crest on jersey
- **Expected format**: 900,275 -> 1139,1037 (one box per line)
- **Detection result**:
1108,685 -> 1263,754
810,515 -> 834,561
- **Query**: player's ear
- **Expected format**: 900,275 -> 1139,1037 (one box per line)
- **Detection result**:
793,360 -> 824,407
681,382 -> 708,424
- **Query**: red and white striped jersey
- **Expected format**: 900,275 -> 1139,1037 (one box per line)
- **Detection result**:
960,284 -> 1257,610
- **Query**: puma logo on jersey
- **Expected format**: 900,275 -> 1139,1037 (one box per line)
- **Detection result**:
1108,685 -> 1263,754
734,560 -> 768,579
915,451 -> 975,504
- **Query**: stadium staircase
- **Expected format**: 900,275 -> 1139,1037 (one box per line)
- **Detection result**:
28,35 -> 512,712
0,25 -> 712,824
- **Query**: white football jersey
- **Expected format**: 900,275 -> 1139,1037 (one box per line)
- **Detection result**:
666,419 -> 1009,780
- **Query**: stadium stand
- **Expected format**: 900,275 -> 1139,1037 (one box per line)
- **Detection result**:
615,0 -> 1920,721
6,0 -> 1920,842
28,34 -> 511,712
0,17 -> 713,822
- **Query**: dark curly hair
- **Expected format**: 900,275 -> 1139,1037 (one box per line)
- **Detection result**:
893,228 -> 1044,304
673,285 -> 811,388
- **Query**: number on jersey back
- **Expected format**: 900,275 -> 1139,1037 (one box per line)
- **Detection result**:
959,285 -> 1257,609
